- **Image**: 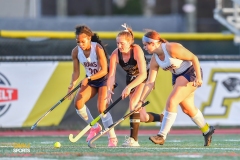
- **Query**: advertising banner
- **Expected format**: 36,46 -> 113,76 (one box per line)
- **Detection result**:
121,61 -> 240,127
0,61 -> 239,128
0,62 -> 84,128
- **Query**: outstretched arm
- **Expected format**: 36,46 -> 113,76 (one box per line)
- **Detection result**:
136,55 -> 159,107
68,46 -> 80,99
106,49 -> 118,103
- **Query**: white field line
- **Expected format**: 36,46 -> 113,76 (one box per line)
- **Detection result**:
1,145 -> 240,151
0,135 -> 67,137
24,146 -> 240,151
224,139 -> 240,141
0,158 -> 56,160
113,147 -> 240,151
40,141 -> 55,144
174,155 -> 203,158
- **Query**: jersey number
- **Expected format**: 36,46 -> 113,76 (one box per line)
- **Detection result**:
89,68 -> 98,75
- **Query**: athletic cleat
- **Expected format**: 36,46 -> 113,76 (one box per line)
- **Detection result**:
203,126 -> 215,146
122,136 -> 140,147
86,123 -> 102,142
108,137 -> 118,147
149,134 -> 165,145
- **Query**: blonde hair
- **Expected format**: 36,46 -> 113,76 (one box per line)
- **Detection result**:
117,23 -> 134,45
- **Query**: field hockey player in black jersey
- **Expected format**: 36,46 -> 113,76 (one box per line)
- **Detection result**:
106,24 -> 164,147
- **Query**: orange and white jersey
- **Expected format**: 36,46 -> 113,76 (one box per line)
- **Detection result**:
154,43 -> 192,74
77,42 -> 100,77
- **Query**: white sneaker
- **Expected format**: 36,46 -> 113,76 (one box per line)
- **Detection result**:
122,136 -> 140,147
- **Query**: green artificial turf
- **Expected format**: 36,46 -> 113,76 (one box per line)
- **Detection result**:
0,134 -> 239,160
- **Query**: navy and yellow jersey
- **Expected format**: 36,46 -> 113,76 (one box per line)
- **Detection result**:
117,48 -> 148,85
118,49 -> 139,76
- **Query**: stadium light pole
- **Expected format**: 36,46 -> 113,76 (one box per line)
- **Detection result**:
57,0 -> 67,17
28,0 -> 41,18
183,0 -> 197,32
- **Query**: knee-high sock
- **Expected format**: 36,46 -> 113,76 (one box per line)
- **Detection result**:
191,109 -> 210,135
76,105 -> 98,128
130,112 -> 140,141
101,112 -> 116,138
145,112 -> 163,123
158,111 -> 177,139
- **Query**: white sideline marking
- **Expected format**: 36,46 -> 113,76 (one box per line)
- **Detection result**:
0,135 -> 67,137
174,155 -> 203,158
1,145 -> 239,151
224,139 -> 240,142
167,140 -> 182,142
85,146 -> 240,151
0,145 -> 239,151
79,157 -> 103,160
40,141 -> 55,144
0,158 -> 55,160
138,147 -> 240,151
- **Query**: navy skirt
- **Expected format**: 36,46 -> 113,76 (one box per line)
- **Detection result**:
172,65 -> 203,85
87,75 -> 107,88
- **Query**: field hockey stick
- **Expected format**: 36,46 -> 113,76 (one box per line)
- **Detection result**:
88,101 -> 150,148
69,96 -> 122,143
31,83 -> 81,130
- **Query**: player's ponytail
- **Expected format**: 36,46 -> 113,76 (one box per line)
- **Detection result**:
118,23 -> 134,46
91,33 -> 109,64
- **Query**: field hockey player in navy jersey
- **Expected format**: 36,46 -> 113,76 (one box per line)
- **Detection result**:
67,25 -> 118,147
135,29 -> 215,146
107,24 -> 164,147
